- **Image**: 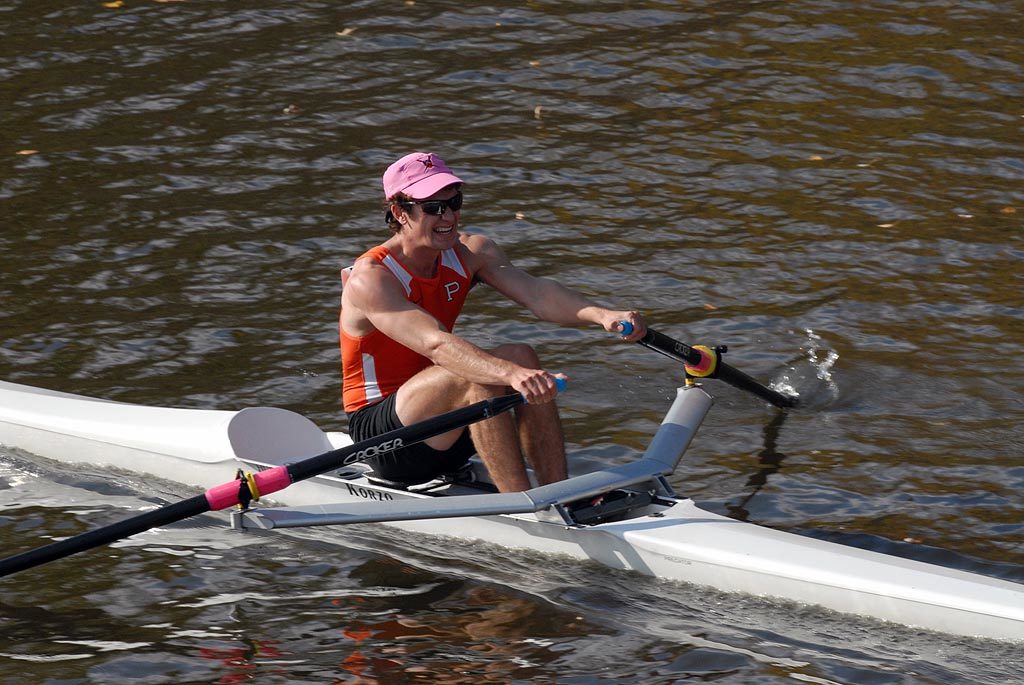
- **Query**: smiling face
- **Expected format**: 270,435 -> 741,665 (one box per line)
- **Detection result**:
390,184 -> 463,251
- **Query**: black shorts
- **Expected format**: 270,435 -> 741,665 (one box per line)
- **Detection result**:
347,393 -> 476,485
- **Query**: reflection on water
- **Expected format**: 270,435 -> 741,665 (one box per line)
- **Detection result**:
726,409 -> 790,523
1,0 -> 1022,683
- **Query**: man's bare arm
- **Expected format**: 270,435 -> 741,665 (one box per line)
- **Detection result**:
343,261 -> 560,402
466,235 -> 646,339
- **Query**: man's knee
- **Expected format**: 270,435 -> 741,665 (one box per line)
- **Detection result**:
491,342 -> 541,368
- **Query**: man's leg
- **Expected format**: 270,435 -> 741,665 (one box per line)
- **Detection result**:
393,343 -> 567,492
516,400 -> 567,485
493,343 -> 568,485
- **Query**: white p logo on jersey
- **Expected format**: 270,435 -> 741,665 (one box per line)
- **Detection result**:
444,281 -> 460,302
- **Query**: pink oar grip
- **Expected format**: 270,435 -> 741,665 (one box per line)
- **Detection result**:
252,465 -> 293,497
205,481 -> 242,510
204,465 -> 293,510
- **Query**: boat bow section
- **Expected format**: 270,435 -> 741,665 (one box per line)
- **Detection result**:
619,500 -> 1024,642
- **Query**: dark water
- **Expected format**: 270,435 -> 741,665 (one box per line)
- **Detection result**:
1,0 -> 1023,682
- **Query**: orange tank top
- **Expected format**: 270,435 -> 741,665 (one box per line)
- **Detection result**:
340,245 -> 473,412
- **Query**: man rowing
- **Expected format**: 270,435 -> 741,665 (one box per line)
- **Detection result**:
340,152 -> 647,492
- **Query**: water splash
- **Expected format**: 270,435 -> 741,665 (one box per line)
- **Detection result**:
770,329 -> 840,408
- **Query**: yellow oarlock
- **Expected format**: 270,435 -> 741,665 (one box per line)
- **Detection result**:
684,345 -> 718,378
244,471 -> 262,501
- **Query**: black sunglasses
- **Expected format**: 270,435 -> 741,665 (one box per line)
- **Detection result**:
401,192 -> 463,216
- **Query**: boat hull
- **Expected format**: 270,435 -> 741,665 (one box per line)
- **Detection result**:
241,469 -> 1024,642
1,379 -> 1022,641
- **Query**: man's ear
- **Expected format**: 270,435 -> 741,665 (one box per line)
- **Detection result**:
390,203 -> 408,224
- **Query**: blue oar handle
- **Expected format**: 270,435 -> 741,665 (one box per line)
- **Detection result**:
619,321 -> 634,336
523,375 -> 567,403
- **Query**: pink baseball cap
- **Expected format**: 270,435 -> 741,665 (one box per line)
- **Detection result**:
382,152 -> 464,200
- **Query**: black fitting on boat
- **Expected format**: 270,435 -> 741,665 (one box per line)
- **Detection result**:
234,469 -> 258,509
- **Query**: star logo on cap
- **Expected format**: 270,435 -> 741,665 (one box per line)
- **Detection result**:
420,158 -> 434,169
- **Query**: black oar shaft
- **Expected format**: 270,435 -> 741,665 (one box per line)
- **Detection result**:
0,495 -> 209,577
716,363 -> 796,408
0,392 -> 528,578
637,329 -> 703,365
637,329 -> 796,409
287,393 -> 524,483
